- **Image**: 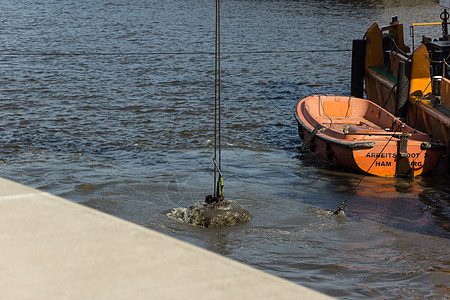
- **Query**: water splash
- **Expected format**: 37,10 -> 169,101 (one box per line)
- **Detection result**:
167,200 -> 251,228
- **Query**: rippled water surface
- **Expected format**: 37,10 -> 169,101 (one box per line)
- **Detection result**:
1,0 -> 449,298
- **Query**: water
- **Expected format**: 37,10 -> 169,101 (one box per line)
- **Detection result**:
1,0 -> 449,298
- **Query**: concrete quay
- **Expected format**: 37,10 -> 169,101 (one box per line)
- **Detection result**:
0,177 -> 333,299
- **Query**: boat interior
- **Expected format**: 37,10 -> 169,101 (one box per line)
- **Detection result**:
304,96 -> 417,138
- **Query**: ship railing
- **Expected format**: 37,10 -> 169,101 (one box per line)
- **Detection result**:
410,22 -> 442,51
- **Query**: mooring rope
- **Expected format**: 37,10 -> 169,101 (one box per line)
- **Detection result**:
333,121 -> 404,214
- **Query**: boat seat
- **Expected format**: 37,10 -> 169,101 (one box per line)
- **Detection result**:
320,119 -> 360,125
318,117 -> 379,127
343,124 -> 388,135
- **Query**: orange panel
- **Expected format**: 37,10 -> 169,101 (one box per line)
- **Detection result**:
365,23 -> 384,68
322,101 -> 352,117
409,44 -> 432,98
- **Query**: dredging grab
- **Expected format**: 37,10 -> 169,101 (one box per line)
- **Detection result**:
167,160 -> 251,228
167,200 -> 252,228
167,0 -> 251,227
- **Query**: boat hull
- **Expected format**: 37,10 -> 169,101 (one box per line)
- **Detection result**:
295,95 -> 441,177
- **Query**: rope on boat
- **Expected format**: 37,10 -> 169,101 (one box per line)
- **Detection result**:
411,80 -> 433,128
301,124 -> 325,151
333,122 -> 404,215
345,96 -> 352,118
380,83 -> 397,110
319,95 -> 334,127
391,38 -> 409,58
319,95 -> 352,130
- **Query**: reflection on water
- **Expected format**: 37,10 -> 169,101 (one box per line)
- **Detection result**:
334,174 -> 450,238
1,0 -> 449,299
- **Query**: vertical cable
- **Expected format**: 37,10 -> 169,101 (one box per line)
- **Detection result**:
213,0 -> 219,195
218,0 -> 221,172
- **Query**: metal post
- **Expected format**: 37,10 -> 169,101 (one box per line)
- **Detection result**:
350,39 -> 366,98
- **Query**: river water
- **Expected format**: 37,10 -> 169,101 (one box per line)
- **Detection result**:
1,0 -> 449,298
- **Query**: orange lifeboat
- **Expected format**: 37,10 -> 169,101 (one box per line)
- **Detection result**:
294,95 -> 441,177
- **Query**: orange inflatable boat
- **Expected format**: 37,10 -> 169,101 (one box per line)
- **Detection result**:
294,95 -> 441,177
